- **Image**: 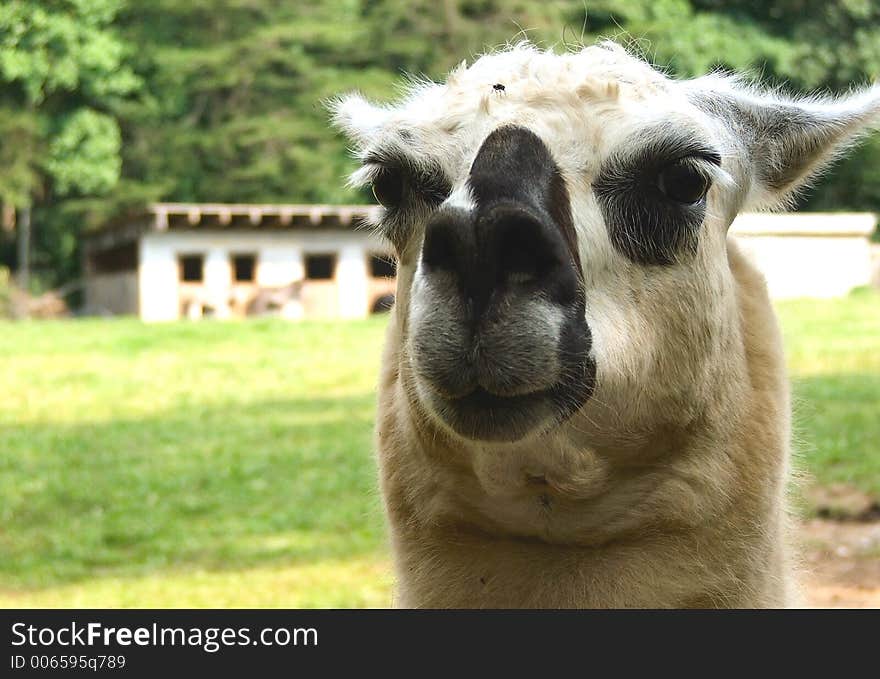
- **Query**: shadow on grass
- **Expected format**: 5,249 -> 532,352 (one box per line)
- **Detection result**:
4,369 -> 876,593
0,393 -> 387,591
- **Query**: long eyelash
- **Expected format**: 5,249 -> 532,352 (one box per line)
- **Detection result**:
689,156 -> 736,191
347,163 -> 383,189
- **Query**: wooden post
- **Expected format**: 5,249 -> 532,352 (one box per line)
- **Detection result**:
16,205 -> 30,291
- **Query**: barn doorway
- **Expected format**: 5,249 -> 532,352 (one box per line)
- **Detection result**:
301,252 -> 338,318
177,253 -> 213,318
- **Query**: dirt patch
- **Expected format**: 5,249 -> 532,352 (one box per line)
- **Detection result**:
799,484 -> 880,608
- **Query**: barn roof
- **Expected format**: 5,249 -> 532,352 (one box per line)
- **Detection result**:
84,202 -> 382,254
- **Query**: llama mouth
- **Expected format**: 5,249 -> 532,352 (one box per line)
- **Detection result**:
429,384 -> 560,443
456,386 -> 548,409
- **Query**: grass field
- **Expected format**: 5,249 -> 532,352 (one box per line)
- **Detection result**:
776,288 -> 880,498
1,289 -> 878,607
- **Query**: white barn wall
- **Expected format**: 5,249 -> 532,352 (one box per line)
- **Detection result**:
138,229 -> 388,321
139,236 -> 180,322
730,213 -> 876,300
732,235 -> 872,299
204,248 -> 233,318
335,243 -> 371,318
259,245 -> 303,286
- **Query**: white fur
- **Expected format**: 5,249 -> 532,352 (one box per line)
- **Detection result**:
331,41 -> 880,608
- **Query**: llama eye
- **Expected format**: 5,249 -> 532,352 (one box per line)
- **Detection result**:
656,159 -> 710,204
372,167 -> 405,208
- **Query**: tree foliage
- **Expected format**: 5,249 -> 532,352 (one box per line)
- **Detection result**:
1,0 -> 879,287
0,0 -> 137,199
0,0 -> 139,286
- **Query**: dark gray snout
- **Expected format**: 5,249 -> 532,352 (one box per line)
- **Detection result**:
409,125 -> 596,442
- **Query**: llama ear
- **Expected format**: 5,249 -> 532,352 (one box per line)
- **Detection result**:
328,93 -> 391,151
687,79 -> 880,208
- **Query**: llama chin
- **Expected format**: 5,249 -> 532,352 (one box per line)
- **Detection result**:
331,41 -> 880,608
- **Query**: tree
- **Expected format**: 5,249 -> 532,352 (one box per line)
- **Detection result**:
0,0 -> 138,290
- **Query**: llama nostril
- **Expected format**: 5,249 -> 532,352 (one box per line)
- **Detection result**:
422,209 -> 470,274
422,221 -> 454,271
492,208 -> 563,285
501,235 -> 541,282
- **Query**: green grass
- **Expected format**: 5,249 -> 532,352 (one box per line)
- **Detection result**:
777,287 -> 880,498
0,318 -> 391,606
0,289 -> 878,607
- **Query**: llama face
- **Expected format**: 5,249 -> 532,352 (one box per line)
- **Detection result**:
333,43 -> 879,445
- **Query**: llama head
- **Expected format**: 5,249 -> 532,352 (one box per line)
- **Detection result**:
332,42 -> 879,445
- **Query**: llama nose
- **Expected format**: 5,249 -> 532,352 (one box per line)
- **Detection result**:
421,203 -> 576,310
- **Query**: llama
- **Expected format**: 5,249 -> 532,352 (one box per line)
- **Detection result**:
331,42 -> 879,608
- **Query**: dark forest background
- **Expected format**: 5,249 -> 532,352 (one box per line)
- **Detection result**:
2,0 -> 879,290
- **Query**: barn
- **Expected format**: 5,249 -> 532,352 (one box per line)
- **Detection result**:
82,203 -> 396,321
82,204 -> 878,321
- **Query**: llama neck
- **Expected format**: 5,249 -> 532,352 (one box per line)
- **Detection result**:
379,390 -> 789,608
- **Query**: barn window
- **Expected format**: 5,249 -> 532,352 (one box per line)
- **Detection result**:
369,253 -> 396,278
305,253 -> 336,280
179,254 -> 204,282
232,253 -> 256,282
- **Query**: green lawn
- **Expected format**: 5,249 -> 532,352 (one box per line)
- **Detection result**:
776,288 -> 880,498
1,289 -> 878,607
0,319 -> 391,607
